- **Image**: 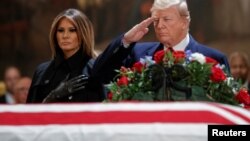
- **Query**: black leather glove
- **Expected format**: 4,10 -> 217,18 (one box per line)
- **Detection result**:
42,74 -> 88,103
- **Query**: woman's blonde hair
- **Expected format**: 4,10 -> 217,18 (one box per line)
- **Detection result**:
49,8 -> 96,58
229,52 -> 250,68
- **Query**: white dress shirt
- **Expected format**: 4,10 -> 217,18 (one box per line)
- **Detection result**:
165,34 -> 190,51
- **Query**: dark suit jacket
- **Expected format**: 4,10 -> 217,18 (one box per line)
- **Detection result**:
125,35 -> 230,72
93,34 -> 230,84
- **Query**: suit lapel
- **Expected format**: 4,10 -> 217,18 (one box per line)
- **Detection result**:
185,35 -> 198,52
146,43 -> 163,56
38,61 -> 56,86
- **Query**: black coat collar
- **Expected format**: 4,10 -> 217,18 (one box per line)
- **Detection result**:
54,48 -> 90,71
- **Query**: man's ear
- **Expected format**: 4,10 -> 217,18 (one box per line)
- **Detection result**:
181,18 -> 189,30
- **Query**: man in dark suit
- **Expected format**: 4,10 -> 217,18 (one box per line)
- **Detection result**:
93,0 -> 229,85
0,66 -> 21,104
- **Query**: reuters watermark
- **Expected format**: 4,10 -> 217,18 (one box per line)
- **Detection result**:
208,125 -> 249,140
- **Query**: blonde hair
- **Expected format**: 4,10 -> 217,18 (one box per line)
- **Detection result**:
229,52 -> 250,68
49,8 -> 96,58
151,0 -> 190,22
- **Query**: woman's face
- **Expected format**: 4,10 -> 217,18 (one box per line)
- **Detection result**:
56,18 -> 80,58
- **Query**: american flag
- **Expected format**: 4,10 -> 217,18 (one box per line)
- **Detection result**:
0,102 -> 250,141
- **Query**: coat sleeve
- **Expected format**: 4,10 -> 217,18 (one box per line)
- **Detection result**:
26,62 -> 50,103
92,34 -> 135,84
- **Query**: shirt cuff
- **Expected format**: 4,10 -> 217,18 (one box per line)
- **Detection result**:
122,39 -> 130,48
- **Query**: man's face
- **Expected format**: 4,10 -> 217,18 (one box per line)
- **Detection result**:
152,6 -> 188,46
230,57 -> 249,83
4,67 -> 21,93
14,78 -> 31,104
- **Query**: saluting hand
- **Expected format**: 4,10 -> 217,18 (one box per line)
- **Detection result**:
123,17 -> 154,45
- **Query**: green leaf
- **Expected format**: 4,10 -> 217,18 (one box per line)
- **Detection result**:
170,88 -> 188,101
132,92 -> 154,101
191,85 -> 212,101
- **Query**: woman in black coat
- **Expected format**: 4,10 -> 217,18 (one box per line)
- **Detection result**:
26,9 -> 104,103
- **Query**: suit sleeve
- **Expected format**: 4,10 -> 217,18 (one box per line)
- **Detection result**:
220,55 -> 230,74
92,34 -> 135,84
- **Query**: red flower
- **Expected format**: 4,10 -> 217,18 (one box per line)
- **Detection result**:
206,57 -> 218,66
107,92 -> 113,100
210,67 -> 226,82
132,61 -> 144,73
117,76 -> 129,86
173,51 -> 185,63
235,89 -> 250,105
154,50 -> 165,64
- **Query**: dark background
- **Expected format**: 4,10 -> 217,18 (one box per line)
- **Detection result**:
1,0 -> 250,79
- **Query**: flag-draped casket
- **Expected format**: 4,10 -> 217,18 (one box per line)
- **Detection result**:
0,102 -> 250,141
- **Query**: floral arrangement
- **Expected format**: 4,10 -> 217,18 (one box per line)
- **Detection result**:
106,48 -> 250,108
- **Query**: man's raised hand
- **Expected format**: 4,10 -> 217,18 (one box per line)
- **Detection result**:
123,17 -> 154,45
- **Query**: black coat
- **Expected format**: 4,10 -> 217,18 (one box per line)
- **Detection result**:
27,49 -> 104,103
0,95 -> 7,103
